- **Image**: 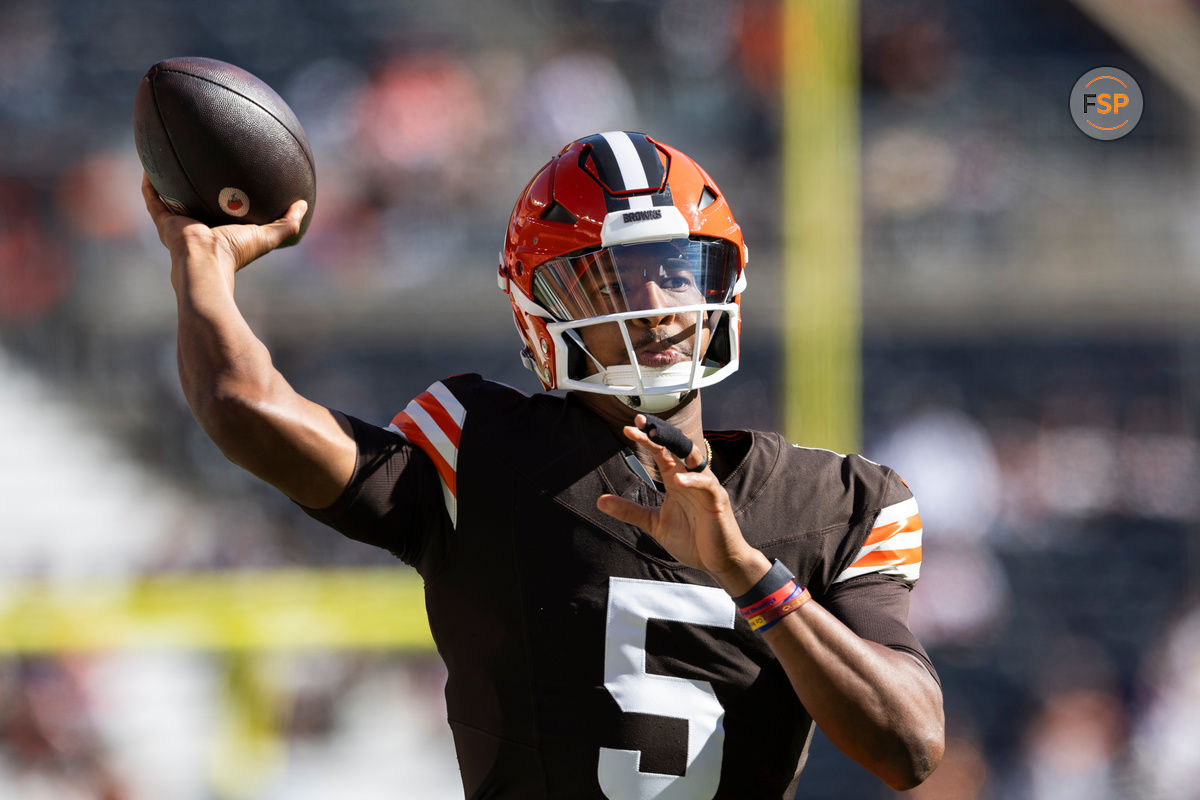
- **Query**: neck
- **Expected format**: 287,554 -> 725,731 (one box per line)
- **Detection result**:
576,391 -> 705,481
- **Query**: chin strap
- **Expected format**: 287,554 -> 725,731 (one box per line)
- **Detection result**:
618,391 -> 685,414
603,362 -> 700,413
619,388 -> 698,415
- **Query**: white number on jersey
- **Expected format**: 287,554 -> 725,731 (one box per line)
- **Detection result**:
598,577 -> 737,800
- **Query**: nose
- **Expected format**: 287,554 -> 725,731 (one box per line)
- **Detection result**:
628,281 -> 675,326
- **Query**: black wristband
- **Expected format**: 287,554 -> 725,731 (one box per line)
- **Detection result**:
732,559 -> 796,608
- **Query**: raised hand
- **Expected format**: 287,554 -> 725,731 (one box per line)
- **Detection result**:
596,415 -> 769,594
142,173 -> 307,274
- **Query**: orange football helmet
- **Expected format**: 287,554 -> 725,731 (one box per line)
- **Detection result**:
498,132 -> 748,412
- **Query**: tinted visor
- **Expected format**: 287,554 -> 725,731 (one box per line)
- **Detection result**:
531,238 -> 740,321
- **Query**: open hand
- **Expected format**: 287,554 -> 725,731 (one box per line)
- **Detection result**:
597,415 -> 767,591
142,173 -> 307,273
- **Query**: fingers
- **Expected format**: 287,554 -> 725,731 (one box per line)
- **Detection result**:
625,417 -> 707,472
222,199 -> 308,269
681,443 -> 707,471
141,173 -> 174,224
142,173 -> 199,251
142,173 -> 208,248
258,199 -> 307,245
141,173 -> 304,239
597,493 -> 657,532
143,172 -> 308,271
140,172 -> 158,207
637,414 -> 693,460
622,424 -> 681,476
282,198 -> 308,228
245,199 -> 306,260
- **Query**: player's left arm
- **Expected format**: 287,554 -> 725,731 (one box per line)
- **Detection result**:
597,421 -> 944,791
750,575 -> 944,791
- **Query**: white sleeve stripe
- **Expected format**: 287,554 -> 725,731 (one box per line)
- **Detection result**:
834,562 -> 921,584
855,529 -> 923,557
834,491 -> 924,583
425,381 -> 466,427
400,401 -> 459,474
438,479 -> 457,529
385,426 -> 459,528
872,497 -> 919,529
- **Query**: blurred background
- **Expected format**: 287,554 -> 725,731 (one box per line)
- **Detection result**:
1,0 -> 1198,797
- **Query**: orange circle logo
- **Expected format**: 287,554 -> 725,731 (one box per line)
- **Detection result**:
1070,68 -> 1143,140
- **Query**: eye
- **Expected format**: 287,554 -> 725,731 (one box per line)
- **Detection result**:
597,281 -> 622,297
661,274 -> 697,291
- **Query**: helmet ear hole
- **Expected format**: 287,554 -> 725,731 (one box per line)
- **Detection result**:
707,313 -> 732,365
566,335 -> 590,380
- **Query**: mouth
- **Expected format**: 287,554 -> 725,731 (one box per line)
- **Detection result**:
632,326 -> 697,367
636,346 -> 686,367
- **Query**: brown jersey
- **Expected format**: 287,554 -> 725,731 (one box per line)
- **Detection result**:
304,374 -> 934,799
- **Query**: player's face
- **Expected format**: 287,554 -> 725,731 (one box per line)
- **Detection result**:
575,249 -> 711,371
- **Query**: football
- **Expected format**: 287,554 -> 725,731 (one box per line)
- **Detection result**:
133,56 -> 315,245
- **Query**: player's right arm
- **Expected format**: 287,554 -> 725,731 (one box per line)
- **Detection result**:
142,174 -> 356,508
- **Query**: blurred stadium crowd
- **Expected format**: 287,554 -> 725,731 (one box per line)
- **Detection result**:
1,0 -> 1199,798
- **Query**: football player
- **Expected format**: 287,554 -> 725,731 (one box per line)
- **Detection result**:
143,131 -> 944,798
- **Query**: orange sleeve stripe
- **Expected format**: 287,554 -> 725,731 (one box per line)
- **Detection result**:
391,412 -> 458,497
851,546 -> 922,569
863,513 -> 922,546
412,392 -> 463,447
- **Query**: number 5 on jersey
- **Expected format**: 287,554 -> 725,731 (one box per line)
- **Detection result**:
599,577 -> 738,800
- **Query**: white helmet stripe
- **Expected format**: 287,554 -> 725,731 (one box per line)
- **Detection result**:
599,131 -> 651,191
